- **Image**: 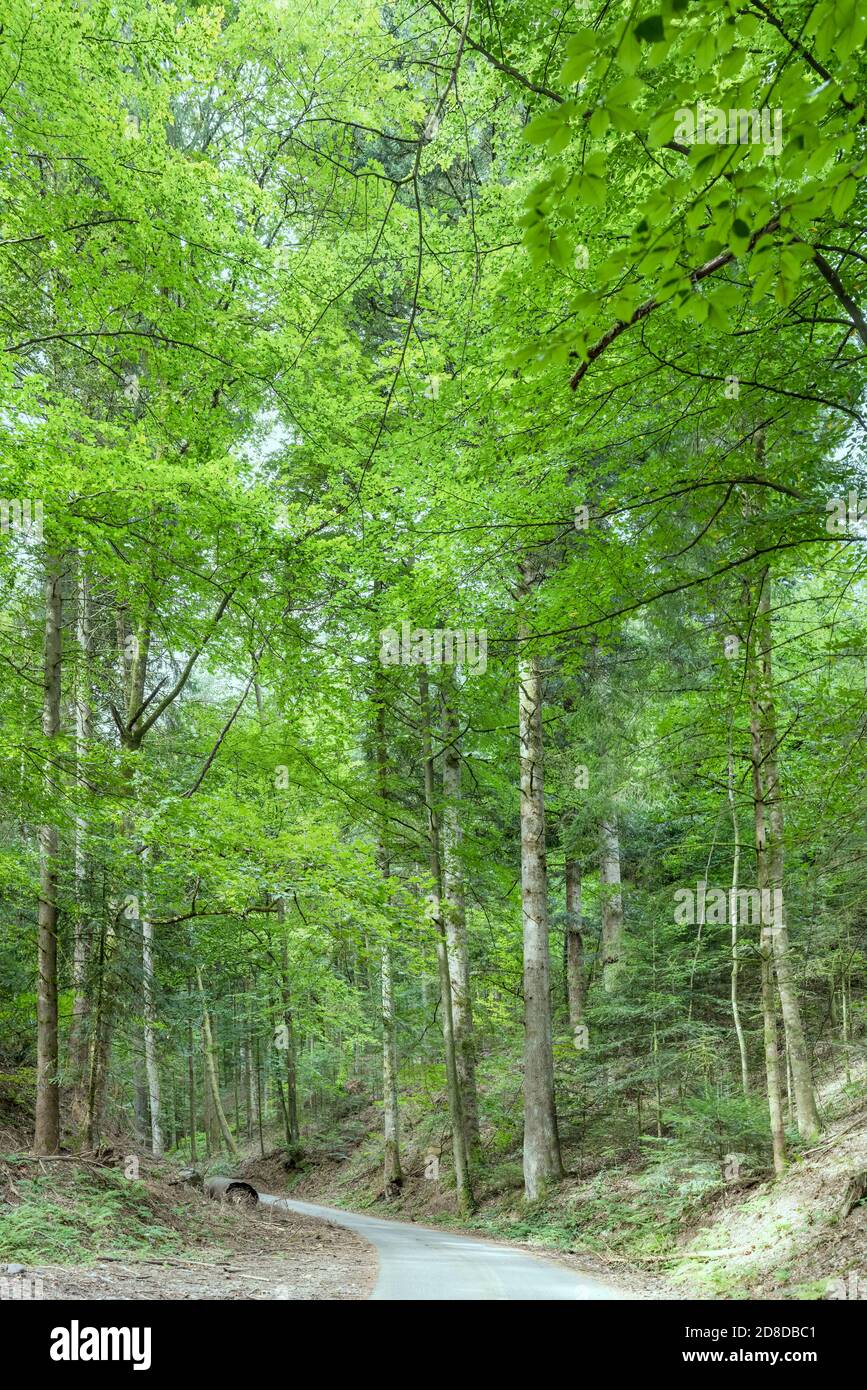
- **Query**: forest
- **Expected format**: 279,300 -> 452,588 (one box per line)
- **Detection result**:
0,0 -> 866,1309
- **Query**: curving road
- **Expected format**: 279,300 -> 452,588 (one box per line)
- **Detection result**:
261,1194 -> 629,1300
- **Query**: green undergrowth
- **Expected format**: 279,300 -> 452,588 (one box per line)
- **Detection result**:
0,1167 -> 183,1265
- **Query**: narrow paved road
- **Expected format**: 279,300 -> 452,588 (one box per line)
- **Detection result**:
261,1194 -> 629,1300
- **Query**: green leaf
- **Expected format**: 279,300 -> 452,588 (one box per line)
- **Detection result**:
728,219 -> 752,255
524,112 -> 564,145
831,177 -> 858,217
607,76 -> 645,107
560,51 -> 597,85
634,16 -> 665,44
589,107 -> 611,138
616,27 -> 642,74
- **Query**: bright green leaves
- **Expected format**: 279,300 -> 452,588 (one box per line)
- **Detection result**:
521,147 -> 607,264
513,0 -> 867,379
524,100 -> 579,153
559,27 -> 599,86
606,77 -> 646,132
727,218 -> 752,256
615,22 -> 642,76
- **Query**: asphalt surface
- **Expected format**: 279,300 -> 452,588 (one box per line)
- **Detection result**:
260,1194 -> 629,1300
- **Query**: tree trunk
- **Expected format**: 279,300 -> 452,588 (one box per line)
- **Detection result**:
142,912 -> 163,1156
85,907 -> 115,1150
253,1029 -> 265,1158
187,985 -> 198,1165
70,557 -> 92,1128
380,943 -> 401,1198
565,858 -> 585,1036
134,1058 -> 149,1143
727,741 -> 749,1095
441,678 -> 480,1155
747,626 -> 786,1175
517,593 -> 562,1200
373,666 -> 402,1199
599,814 -> 624,989
196,967 -> 239,1160
34,559 -> 62,1155
420,668 -> 472,1214
246,987 -> 256,1140
277,903 -> 300,1145
754,570 -> 820,1141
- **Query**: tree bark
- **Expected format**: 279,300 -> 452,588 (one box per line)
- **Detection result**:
599,814 -> 624,989
747,620 -> 786,1175
85,907 -> 115,1150
380,942 -> 401,1198
187,982 -> 198,1164
34,559 -> 62,1155
373,661 -> 402,1199
727,742 -> 749,1095
196,967 -> 239,1160
420,669 -> 472,1213
441,678 -> 480,1155
565,858 -> 585,1035
142,910 -> 163,1156
517,591 -> 563,1200
277,902 -> 300,1145
70,557 -> 92,1128
754,570 -> 820,1141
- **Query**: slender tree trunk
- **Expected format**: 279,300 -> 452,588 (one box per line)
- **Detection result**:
372,665 -> 402,1198
202,1034 -> 213,1159
246,987 -> 256,1140
254,1029 -> 265,1158
196,967 -> 239,1160
34,559 -> 62,1155
420,669 -> 472,1214
565,859 -> 585,1036
441,679 -> 480,1155
727,741 -> 749,1095
277,902 -> 300,1145
747,629 -> 786,1175
599,814 -> 624,989
754,570 -> 820,1141
841,959 -> 852,1085
70,558 -> 92,1128
134,1057 -> 149,1143
187,985 -> 198,1165
517,592 -> 562,1200
85,905 -> 112,1150
142,912 -> 163,1156
380,943 -> 401,1197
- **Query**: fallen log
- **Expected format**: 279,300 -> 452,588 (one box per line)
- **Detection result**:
204,1175 -> 259,1208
